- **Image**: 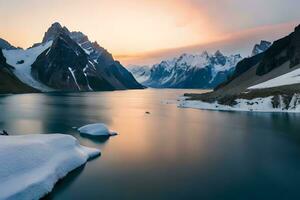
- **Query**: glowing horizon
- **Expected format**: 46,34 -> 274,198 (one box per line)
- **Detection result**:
0,0 -> 299,65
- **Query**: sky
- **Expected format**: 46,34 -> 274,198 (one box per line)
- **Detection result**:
0,0 -> 299,66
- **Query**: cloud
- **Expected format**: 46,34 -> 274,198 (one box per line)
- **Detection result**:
121,21 -> 298,66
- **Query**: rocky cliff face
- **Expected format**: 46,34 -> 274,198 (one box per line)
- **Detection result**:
33,23 -> 143,91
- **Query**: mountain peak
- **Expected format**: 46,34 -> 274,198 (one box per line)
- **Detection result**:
201,51 -> 209,58
51,22 -> 62,29
42,22 -> 70,43
251,40 -> 271,56
214,50 -> 224,57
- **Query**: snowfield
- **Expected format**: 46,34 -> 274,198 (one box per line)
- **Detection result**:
2,42 -> 54,92
248,68 -> 300,89
0,134 -> 100,200
177,95 -> 300,113
78,123 -> 117,136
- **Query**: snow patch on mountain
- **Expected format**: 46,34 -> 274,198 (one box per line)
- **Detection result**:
2,42 -> 54,92
248,68 -> 300,89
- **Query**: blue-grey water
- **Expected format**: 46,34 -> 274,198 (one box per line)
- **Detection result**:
1,89 -> 300,200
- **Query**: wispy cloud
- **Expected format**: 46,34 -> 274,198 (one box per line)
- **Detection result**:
121,21 -> 298,66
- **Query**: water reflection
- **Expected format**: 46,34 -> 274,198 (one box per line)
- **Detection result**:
42,165 -> 86,200
79,134 -> 110,144
1,89 -> 300,199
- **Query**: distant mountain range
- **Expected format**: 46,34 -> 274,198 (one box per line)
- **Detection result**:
184,24 -> 300,111
130,41 -> 272,89
0,22 -> 143,93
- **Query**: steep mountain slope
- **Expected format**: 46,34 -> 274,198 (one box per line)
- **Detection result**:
34,23 -> 143,91
184,25 -> 300,112
1,22 -> 143,93
0,38 -> 16,50
130,51 -> 242,89
0,49 -> 38,94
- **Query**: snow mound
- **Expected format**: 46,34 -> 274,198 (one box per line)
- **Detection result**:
78,123 -> 117,136
248,68 -> 300,90
2,42 -> 54,92
0,134 -> 100,200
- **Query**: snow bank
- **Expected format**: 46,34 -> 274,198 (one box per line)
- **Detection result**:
2,42 -> 54,92
78,123 -> 117,136
178,96 -> 300,113
0,134 -> 100,200
248,68 -> 300,89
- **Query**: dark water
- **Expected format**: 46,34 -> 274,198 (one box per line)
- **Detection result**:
1,89 -> 300,200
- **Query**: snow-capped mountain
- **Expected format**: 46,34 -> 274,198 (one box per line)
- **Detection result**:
130,51 -> 242,89
0,22 -> 143,93
251,40 -> 271,56
184,24 -> 300,112
128,65 -> 151,83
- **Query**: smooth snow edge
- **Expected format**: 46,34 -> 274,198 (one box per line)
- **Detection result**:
0,134 -> 100,200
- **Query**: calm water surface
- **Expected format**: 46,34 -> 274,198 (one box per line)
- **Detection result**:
1,89 -> 300,199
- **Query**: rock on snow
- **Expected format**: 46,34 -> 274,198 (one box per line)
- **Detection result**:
178,96 -> 300,113
78,123 -> 117,136
0,134 -> 100,200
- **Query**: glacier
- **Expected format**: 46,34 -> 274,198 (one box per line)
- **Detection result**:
2,42 -> 54,92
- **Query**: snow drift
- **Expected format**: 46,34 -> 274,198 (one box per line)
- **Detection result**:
0,134 -> 100,200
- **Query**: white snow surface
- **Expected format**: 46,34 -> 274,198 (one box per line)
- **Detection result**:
2,42 -> 54,92
78,123 -> 117,136
177,94 -> 300,113
248,68 -> 300,90
0,134 -> 100,200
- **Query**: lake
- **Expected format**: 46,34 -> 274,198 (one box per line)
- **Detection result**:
1,89 -> 300,199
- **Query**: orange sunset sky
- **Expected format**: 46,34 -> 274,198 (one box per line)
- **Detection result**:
0,0 -> 299,65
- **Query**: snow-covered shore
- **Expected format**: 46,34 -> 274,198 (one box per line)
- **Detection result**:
0,134 -> 100,200
178,95 -> 300,113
